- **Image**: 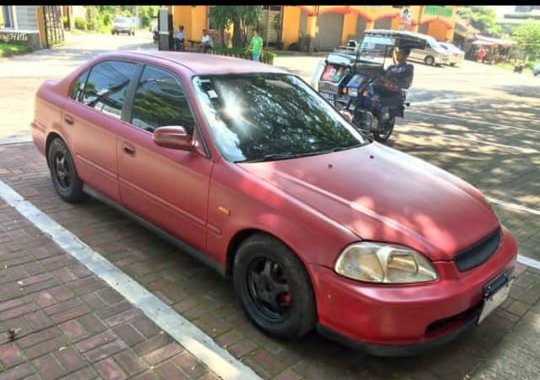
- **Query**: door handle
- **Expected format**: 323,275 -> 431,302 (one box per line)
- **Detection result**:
64,114 -> 74,125
122,143 -> 136,155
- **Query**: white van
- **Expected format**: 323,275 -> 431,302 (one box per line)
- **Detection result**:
363,29 -> 449,66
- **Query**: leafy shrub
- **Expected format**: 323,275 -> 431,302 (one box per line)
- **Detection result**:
74,17 -> 86,31
211,47 -> 277,64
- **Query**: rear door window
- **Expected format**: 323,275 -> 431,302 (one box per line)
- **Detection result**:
81,60 -> 139,119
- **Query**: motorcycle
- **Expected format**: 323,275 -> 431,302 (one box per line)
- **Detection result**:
312,33 -> 419,142
346,73 -> 409,142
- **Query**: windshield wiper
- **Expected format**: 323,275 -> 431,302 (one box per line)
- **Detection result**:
238,152 -> 323,163
236,145 -> 367,163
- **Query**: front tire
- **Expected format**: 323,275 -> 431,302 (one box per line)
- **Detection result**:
47,138 -> 84,203
233,234 -> 317,339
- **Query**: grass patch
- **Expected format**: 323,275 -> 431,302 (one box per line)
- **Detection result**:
0,43 -> 32,57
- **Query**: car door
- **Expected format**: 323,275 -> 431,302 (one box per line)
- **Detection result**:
67,60 -> 139,202
116,64 -> 212,252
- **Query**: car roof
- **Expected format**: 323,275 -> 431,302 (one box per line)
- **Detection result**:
99,51 -> 288,76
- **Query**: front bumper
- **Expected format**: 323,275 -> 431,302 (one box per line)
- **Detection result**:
309,227 -> 517,354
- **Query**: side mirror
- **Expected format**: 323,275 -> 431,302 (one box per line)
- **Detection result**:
153,126 -> 192,150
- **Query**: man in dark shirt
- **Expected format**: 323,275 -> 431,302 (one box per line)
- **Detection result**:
384,47 -> 414,89
360,46 -> 414,122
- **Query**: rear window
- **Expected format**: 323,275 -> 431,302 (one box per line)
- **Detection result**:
114,17 -> 130,24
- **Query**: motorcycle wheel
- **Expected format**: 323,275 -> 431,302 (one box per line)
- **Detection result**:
373,116 -> 395,142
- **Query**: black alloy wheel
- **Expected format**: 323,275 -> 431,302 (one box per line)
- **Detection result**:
373,116 -> 395,142
47,138 -> 84,203
233,234 -> 317,339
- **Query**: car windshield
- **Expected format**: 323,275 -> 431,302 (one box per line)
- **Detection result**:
193,73 -> 367,163
114,17 -> 130,24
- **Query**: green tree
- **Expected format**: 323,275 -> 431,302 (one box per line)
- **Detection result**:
512,21 -> 540,60
85,6 -> 98,31
457,6 -> 501,37
209,6 -> 231,47
209,6 -> 263,48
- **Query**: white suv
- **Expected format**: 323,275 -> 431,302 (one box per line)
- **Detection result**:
111,17 -> 135,36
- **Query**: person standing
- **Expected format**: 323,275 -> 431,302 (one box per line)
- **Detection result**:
199,29 -> 213,53
248,29 -> 264,62
476,46 -> 486,63
174,25 -> 185,51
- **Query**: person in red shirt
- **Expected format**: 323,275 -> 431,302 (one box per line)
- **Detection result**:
476,46 -> 486,63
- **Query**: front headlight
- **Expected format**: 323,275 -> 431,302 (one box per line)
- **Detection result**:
335,242 -> 438,284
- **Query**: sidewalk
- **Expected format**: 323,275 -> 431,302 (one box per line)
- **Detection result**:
470,300 -> 540,380
0,200 -> 221,380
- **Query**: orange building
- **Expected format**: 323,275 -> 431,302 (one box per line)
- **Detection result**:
169,5 -> 457,49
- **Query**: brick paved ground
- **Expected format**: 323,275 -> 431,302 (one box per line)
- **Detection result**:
0,146 -> 221,379
1,141 -> 539,380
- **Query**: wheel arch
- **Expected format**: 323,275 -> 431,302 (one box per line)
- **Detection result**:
226,228 -> 304,278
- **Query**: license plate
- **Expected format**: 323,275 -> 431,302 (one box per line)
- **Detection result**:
477,277 -> 513,324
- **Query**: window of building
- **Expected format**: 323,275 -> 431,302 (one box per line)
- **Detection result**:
1,6 -> 15,28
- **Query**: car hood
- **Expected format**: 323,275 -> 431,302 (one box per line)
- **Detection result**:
238,143 -> 499,261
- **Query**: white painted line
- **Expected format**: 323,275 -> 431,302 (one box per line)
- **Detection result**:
0,179 -> 261,380
487,196 -> 540,217
0,136 -> 33,145
407,109 -> 540,134
410,96 -> 487,106
517,254 -> 540,271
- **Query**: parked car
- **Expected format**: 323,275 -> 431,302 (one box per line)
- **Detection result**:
111,16 -> 135,36
533,63 -> 540,76
439,42 -> 465,66
31,51 -> 517,356
363,30 -> 449,66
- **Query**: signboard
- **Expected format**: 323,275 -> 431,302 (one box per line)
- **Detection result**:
424,6 -> 453,18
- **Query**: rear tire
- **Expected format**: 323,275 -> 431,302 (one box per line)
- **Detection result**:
424,56 -> 435,66
373,116 -> 395,142
47,138 -> 84,203
233,234 -> 317,339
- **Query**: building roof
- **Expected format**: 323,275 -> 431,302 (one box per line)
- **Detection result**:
454,17 -> 480,38
473,35 -> 513,47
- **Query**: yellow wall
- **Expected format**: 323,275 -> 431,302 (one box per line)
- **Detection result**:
282,7 -> 301,47
341,12 -> 357,43
171,5 -> 457,48
173,6 -> 207,43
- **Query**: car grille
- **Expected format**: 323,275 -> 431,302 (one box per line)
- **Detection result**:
453,228 -> 501,272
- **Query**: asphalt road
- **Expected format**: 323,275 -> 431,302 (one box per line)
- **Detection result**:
1,30 -> 538,263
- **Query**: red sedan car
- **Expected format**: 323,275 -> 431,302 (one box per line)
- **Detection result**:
31,51 -> 517,355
